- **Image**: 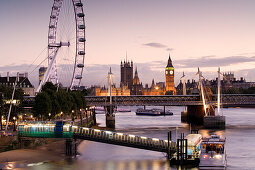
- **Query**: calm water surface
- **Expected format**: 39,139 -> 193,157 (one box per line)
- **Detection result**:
6,107 -> 255,169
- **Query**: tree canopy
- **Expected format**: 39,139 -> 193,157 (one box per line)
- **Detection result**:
32,82 -> 86,120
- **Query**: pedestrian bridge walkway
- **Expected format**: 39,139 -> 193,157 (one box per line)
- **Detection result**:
17,121 -> 176,153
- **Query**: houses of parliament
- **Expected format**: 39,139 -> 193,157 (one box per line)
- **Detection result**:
94,55 -> 176,96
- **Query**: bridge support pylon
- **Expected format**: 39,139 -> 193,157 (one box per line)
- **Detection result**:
181,111 -> 188,122
186,105 -> 205,125
105,104 -> 115,128
65,138 -> 77,157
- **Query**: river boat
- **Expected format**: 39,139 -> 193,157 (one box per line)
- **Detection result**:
158,109 -> 173,116
199,135 -> 227,169
136,108 -> 173,116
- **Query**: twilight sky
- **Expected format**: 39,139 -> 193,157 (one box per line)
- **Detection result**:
1,0 -> 255,87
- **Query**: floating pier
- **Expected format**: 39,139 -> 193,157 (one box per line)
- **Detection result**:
203,116 -> 226,129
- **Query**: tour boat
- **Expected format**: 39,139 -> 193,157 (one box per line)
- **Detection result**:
136,108 -> 161,116
199,135 -> 227,169
136,108 -> 173,116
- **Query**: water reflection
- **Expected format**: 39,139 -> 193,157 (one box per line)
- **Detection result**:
2,107 -> 255,169
74,160 -> 171,170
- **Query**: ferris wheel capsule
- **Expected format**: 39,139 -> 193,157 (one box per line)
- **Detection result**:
78,51 -> 85,55
75,75 -> 82,79
77,64 -> 84,68
75,2 -> 83,7
79,38 -> 86,42
77,13 -> 85,17
78,25 -> 85,29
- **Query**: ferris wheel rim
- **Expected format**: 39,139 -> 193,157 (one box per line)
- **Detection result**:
47,0 -> 86,90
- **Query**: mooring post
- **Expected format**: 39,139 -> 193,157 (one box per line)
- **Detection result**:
105,105 -> 115,128
164,106 -> 166,116
93,108 -> 96,125
86,110 -> 88,125
167,131 -> 172,159
144,105 -> 146,110
18,136 -> 22,149
65,139 -> 72,156
74,138 -> 77,157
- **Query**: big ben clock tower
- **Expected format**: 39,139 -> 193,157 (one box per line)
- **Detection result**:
165,54 -> 176,95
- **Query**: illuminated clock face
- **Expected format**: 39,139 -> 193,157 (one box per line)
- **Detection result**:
166,71 -> 168,74
170,70 -> 173,75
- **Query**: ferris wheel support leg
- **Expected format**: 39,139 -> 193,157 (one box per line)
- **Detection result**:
36,48 -> 60,93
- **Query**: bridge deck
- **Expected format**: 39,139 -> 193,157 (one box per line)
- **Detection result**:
22,94 -> 255,107
84,94 -> 255,106
18,122 -> 176,153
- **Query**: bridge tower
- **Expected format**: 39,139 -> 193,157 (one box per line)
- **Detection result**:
105,67 -> 115,128
165,54 -> 176,95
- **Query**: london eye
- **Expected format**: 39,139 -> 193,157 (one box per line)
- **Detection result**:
37,0 -> 86,92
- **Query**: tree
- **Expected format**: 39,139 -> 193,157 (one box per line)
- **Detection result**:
42,82 -> 57,92
56,89 -> 72,114
33,92 -> 52,120
50,93 -> 61,118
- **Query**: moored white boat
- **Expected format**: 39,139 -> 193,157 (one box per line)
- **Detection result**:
199,135 -> 227,169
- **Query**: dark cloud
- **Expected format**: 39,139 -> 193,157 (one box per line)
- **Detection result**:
166,48 -> 174,51
143,42 -> 167,48
176,56 -> 255,68
143,42 -> 174,52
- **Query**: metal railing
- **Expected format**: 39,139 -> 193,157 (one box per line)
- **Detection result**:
17,122 -> 176,153
72,126 -> 176,152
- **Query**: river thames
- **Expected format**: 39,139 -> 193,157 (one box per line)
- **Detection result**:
5,107 -> 255,169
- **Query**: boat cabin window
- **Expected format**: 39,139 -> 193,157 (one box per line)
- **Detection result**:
204,144 -> 224,154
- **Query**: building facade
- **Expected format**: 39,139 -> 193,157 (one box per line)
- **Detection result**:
120,60 -> 133,90
0,72 -> 35,96
142,79 -> 165,95
94,85 -> 130,96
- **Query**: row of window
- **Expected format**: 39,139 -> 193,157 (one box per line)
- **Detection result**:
0,82 -> 31,88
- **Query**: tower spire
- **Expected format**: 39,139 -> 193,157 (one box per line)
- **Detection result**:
135,66 -> 138,76
167,53 -> 173,67
126,51 -> 127,62
109,67 -> 112,74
